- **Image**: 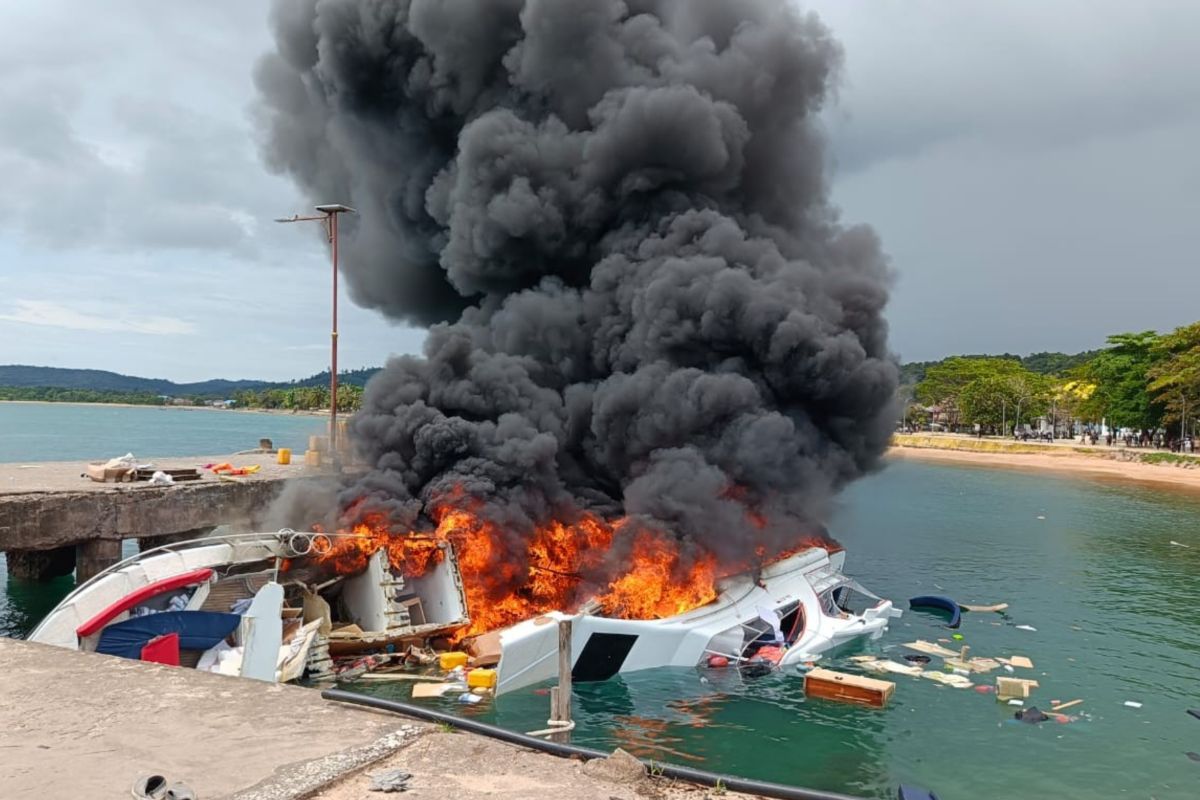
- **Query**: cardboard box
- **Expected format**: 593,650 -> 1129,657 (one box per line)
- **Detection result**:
467,629 -> 502,668
85,463 -> 132,483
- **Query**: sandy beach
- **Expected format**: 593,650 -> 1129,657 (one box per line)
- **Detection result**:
890,436 -> 1200,493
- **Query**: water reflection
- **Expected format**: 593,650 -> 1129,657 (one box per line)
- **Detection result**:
0,560 -> 74,639
481,666 -> 894,797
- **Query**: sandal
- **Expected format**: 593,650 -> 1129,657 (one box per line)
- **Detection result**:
131,775 -> 168,799
166,782 -> 198,800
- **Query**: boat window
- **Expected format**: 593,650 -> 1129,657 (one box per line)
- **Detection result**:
832,584 -> 873,615
778,601 -> 805,643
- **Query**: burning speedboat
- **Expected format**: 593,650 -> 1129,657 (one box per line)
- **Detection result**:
483,545 -> 899,694
28,530 -> 468,683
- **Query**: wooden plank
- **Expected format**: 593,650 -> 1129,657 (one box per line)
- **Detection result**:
902,640 -> 959,658
1050,699 -> 1084,713
959,603 -> 1009,613
356,673 -> 446,682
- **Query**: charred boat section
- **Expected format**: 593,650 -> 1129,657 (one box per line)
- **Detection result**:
28,531 -> 468,683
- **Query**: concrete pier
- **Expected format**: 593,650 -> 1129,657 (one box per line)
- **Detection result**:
0,637 -> 418,799
0,453 -> 323,581
0,638 -> 760,800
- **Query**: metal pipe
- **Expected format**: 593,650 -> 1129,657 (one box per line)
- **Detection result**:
328,210 -> 339,465
322,688 -> 872,800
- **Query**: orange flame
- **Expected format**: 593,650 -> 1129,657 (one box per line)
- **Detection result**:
596,531 -> 718,619
311,488 -> 833,638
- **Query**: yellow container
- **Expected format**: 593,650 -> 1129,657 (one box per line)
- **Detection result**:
304,449 -> 321,467
438,651 -> 469,671
467,668 -> 497,689
277,448 -> 292,465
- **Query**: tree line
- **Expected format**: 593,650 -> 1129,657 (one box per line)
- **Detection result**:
230,384 -> 362,412
0,382 -> 365,412
907,322 -> 1200,439
0,386 -> 168,405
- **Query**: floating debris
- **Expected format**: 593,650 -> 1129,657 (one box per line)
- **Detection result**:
922,671 -> 973,689
1015,706 -> 1050,724
959,603 -> 1009,613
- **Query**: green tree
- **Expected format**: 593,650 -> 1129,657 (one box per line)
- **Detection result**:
915,357 -> 1026,431
957,370 -> 1051,434
1147,322 -> 1200,438
1078,331 -> 1163,431
336,384 -> 363,413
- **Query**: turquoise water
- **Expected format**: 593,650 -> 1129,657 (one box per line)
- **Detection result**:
3,457 -> 1199,796
0,402 -> 324,462
350,462 -> 1200,799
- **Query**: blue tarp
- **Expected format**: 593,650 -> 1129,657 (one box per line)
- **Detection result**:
96,611 -> 241,660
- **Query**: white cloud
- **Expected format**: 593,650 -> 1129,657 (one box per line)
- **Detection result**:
0,299 -> 195,336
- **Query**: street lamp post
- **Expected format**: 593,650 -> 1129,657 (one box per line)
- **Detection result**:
275,204 -> 356,468
1183,393 -> 1188,450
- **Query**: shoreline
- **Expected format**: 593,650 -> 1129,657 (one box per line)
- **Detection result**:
0,399 -> 329,417
889,439 -> 1200,493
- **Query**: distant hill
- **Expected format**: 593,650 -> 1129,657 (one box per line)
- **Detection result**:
898,350 -> 1099,387
0,365 -> 381,398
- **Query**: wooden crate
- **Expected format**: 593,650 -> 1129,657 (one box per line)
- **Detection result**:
804,668 -> 895,708
996,676 -> 1039,701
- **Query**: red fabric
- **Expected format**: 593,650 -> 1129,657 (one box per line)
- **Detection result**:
754,645 -> 786,664
75,568 -> 214,637
140,633 -> 181,666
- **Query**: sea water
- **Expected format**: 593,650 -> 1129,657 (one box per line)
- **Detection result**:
3,457 -> 1199,797
349,461 -> 1200,799
0,402 -> 324,462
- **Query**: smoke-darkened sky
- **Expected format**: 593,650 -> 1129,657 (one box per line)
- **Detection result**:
1,0 -> 1196,381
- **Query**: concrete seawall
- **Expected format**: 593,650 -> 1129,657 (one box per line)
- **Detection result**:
0,453 -> 323,581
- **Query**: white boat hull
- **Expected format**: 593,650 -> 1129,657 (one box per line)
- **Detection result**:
493,546 -> 898,694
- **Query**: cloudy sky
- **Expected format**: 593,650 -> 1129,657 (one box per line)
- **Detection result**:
1,1 -> 1196,381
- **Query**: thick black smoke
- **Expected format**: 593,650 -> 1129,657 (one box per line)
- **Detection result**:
256,0 -> 898,578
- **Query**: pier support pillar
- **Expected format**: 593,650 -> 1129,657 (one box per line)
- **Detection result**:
4,547 -> 76,581
139,528 -> 214,552
76,539 -> 121,583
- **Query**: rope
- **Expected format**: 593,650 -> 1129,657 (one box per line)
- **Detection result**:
525,718 -> 576,737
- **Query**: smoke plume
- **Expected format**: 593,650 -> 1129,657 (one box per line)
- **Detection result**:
256,0 -> 898,584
